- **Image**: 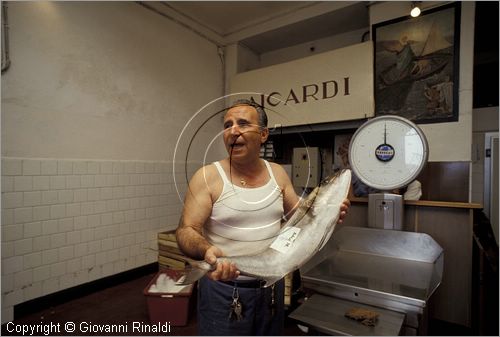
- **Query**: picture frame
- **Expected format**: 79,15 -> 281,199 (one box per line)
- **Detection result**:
372,2 -> 461,124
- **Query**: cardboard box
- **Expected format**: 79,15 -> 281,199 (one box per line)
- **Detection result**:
143,270 -> 194,326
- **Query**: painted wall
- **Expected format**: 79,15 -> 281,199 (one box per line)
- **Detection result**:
1,1 -> 226,323
1,1 -> 225,161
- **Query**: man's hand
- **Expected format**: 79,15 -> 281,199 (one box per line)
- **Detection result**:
204,245 -> 240,281
337,198 -> 350,224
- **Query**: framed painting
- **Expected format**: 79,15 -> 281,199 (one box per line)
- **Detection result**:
372,2 -> 461,124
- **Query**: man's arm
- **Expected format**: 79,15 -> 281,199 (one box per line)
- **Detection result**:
176,166 -> 239,280
176,167 -> 213,260
269,163 -> 300,220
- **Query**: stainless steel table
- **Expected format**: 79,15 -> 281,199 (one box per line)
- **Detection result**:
298,226 -> 444,335
289,294 -> 405,336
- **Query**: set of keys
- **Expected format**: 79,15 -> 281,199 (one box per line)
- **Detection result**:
228,284 -> 277,321
270,284 -> 276,317
229,287 -> 243,321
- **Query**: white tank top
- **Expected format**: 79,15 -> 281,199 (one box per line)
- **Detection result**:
204,160 -> 284,257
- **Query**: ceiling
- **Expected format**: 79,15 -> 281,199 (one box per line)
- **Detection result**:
166,1 -> 317,36
241,3 -> 369,53
163,1 -> 370,53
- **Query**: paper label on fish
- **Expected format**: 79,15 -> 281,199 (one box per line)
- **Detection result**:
270,227 -> 301,253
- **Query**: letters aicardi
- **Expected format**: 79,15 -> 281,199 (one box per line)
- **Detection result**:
230,41 -> 374,127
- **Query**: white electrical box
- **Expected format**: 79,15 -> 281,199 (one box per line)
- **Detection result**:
292,147 -> 321,188
368,193 -> 403,230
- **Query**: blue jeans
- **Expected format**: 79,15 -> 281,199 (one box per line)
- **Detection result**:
197,277 -> 284,336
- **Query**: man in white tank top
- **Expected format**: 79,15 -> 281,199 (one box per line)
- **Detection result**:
177,100 -> 350,335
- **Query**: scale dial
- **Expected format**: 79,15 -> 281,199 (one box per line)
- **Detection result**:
349,115 -> 428,191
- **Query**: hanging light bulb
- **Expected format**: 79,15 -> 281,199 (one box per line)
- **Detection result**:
410,2 -> 421,17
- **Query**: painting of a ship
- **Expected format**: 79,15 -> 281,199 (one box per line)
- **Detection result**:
373,3 -> 460,124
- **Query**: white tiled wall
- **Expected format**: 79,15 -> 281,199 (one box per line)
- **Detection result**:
1,157 -> 193,322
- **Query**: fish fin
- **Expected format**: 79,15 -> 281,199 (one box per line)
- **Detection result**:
262,277 -> 282,288
284,186 -> 319,227
175,260 -> 211,285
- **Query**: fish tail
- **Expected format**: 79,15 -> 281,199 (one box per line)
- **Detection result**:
323,168 -> 348,185
175,260 -> 212,285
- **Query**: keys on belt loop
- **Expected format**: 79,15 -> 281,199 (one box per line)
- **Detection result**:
270,284 -> 276,317
229,287 -> 243,321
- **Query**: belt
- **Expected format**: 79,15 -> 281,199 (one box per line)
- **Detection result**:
220,279 -> 265,288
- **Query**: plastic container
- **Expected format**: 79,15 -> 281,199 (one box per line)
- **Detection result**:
143,270 -> 194,326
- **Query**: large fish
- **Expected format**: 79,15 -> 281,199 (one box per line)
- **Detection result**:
177,169 -> 352,287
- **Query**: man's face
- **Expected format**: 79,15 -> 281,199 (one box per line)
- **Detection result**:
223,105 -> 268,159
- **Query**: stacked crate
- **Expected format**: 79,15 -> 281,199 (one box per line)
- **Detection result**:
157,230 -> 190,270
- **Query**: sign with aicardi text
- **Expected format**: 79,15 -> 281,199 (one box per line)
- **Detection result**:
229,41 -> 374,127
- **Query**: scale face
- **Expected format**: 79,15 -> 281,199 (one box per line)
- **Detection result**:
349,115 -> 428,191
